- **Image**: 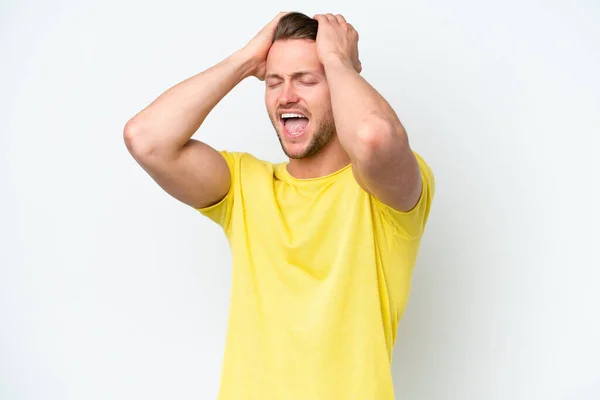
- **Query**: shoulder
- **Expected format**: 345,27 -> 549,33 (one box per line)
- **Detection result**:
216,151 -> 279,184
217,150 -> 275,169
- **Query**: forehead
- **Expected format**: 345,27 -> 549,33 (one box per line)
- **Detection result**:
266,39 -> 323,76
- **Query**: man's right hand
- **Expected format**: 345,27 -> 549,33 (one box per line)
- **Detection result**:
240,12 -> 288,81
124,12 -> 288,210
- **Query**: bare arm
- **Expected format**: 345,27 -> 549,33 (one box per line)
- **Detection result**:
124,13 -> 286,209
314,14 -> 422,212
324,56 -> 421,212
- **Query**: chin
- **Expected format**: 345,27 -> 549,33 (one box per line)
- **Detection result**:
275,122 -> 333,160
280,140 -> 310,159
285,148 -> 309,160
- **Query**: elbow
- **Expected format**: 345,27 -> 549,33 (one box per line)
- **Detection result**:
123,117 -> 156,159
354,117 -> 408,162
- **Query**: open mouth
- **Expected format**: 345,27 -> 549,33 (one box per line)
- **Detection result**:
280,112 -> 310,137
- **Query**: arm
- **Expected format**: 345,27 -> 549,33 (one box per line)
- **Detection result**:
123,13 -> 286,209
124,53 -> 251,209
314,14 -> 422,212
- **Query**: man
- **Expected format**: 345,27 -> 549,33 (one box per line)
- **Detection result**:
124,11 -> 435,400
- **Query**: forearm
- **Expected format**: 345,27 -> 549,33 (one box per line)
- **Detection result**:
323,56 -> 408,161
125,50 -> 255,156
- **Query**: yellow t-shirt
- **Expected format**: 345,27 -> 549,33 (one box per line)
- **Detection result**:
198,150 -> 434,400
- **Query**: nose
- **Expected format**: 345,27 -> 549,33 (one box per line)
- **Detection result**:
278,82 -> 299,105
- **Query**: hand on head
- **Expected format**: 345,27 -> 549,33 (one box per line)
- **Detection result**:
241,12 -> 289,81
241,12 -> 361,81
313,13 -> 362,73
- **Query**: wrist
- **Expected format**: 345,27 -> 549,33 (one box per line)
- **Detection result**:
321,53 -> 355,72
229,49 -> 260,79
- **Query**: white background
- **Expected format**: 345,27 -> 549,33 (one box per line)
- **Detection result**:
1,0 -> 599,399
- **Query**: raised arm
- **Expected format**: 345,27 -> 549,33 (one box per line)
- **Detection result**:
123,13 -> 286,209
314,14 -> 422,212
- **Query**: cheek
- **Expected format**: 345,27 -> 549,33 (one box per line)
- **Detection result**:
302,84 -> 330,104
304,90 -> 332,118
265,93 -> 277,114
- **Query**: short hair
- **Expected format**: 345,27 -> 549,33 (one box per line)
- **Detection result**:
272,12 -> 318,42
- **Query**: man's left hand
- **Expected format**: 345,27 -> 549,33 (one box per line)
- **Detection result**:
313,13 -> 362,73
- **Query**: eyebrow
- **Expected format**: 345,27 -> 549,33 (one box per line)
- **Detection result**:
265,71 -> 321,80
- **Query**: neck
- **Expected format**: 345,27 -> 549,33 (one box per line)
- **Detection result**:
286,135 -> 351,179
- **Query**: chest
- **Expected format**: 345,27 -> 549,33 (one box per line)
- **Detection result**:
231,176 -> 376,267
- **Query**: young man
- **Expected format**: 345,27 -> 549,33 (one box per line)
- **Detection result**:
124,11 -> 435,400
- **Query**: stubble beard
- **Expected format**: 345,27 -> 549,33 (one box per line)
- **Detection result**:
270,111 -> 336,160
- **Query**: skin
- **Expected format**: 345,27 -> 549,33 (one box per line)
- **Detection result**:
124,12 -> 422,212
265,39 -> 337,161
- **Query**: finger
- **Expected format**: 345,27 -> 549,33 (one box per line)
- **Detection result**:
335,14 -> 347,25
324,13 -> 336,23
354,60 -> 362,73
265,12 -> 288,30
273,12 -> 288,23
313,14 -> 327,24
353,46 -> 361,73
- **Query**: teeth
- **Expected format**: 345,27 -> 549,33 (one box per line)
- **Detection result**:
281,113 -> 305,119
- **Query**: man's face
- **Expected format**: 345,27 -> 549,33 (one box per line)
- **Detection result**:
265,39 -> 336,159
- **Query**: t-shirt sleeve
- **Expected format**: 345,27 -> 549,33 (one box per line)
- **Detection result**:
370,151 -> 435,240
195,150 -> 240,233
